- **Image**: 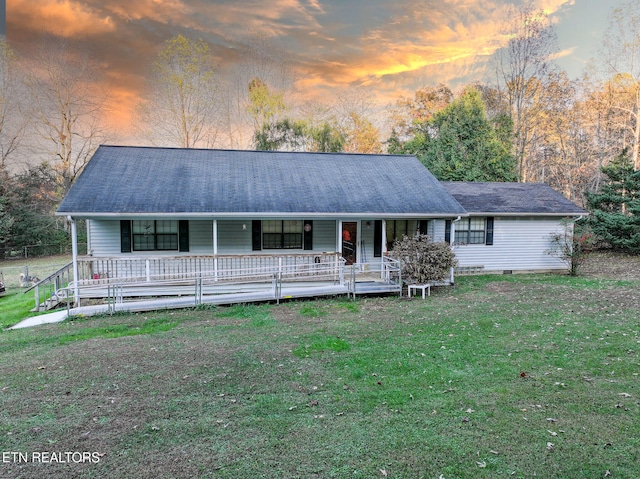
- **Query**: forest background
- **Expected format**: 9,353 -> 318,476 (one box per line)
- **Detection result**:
0,1 -> 639,258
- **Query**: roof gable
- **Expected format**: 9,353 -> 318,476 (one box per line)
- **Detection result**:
441,181 -> 587,215
57,146 -> 466,217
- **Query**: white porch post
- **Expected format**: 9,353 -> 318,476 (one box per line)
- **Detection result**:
381,219 -> 387,255
213,220 -> 218,280
67,216 -> 80,306
381,219 -> 387,279
337,220 -> 343,255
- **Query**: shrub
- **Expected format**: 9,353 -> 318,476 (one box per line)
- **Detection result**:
547,220 -> 594,276
389,234 -> 457,284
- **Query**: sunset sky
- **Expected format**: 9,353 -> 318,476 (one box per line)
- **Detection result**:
6,0 -> 625,142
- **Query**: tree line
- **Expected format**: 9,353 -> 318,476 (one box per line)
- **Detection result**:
0,2 -> 639,256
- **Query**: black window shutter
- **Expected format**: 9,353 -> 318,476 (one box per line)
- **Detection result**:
445,220 -> 451,243
303,220 -> 313,250
373,220 -> 382,257
179,220 -> 190,252
252,220 -> 262,251
485,217 -> 494,245
120,220 -> 131,253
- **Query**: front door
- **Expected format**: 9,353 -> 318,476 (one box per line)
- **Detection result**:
342,222 -> 357,265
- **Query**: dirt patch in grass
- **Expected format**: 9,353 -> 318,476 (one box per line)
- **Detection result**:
580,251 -> 640,280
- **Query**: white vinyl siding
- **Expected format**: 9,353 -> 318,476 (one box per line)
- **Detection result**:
312,221 -> 337,252
87,219 -> 340,257
452,217 -> 569,272
88,220 -> 213,256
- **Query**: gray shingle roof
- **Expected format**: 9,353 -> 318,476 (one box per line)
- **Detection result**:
57,146 -> 467,217
441,181 -> 587,215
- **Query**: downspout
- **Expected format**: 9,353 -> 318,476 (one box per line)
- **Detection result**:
450,216 -> 461,245
450,216 -> 461,284
67,216 -> 80,307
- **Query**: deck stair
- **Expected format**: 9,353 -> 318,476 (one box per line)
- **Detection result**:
26,262 -> 74,312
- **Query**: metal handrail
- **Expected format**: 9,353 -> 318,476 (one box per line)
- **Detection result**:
24,262 -> 73,293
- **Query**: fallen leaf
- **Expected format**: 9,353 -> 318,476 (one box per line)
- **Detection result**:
618,392 -> 632,398
548,430 -> 558,436
380,469 -> 388,477
476,461 -> 487,468
546,418 -> 557,423
546,442 -> 554,451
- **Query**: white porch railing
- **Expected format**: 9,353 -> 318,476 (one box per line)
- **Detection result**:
346,256 -> 402,297
76,253 -> 344,285
60,253 -> 351,310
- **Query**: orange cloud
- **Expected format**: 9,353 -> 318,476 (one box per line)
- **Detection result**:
11,0 -> 115,37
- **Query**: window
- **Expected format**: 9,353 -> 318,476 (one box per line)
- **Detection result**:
121,220 -> 189,253
385,220 -> 428,250
262,220 -> 303,249
132,220 -> 178,251
452,217 -> 494,245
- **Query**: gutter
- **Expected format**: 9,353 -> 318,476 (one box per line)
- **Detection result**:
55,212 -> 470,220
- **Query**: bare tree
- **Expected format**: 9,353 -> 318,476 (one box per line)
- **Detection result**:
598,0 -> 640,171
492,3 -> 558,181
20,33 -> 111,193
137,35 -> 219,149
389,84 -> 453,141
219,33 -> 296,149
0,39 -> 28,171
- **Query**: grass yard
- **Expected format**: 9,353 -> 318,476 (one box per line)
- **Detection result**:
0,252 -> 639,478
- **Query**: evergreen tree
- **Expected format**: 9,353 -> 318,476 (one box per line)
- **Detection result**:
2,165 -> 69,256
389,88 -> 516,182
585,149 -> 640,252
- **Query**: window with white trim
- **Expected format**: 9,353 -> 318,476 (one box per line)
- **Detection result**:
386,220 -> 418,250
453,217 -> 494,245
132,220 -> 178,251
262,220 -> 303,249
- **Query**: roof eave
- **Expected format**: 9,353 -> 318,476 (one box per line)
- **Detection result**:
57,211 -> 469,219
463,211 -> 588,217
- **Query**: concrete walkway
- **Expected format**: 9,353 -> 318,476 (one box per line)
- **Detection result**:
9,310 -> 69,329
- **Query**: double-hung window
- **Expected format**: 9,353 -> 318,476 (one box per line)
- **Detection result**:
449,217 -> 494,245
121,220 -> 189,253
132,220 -> 178,251
385,220 -> 430,250
262,220 -> 303,249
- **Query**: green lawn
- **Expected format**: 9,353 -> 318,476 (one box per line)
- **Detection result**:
0,265 -> 638,478
0,289 -> 45,329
